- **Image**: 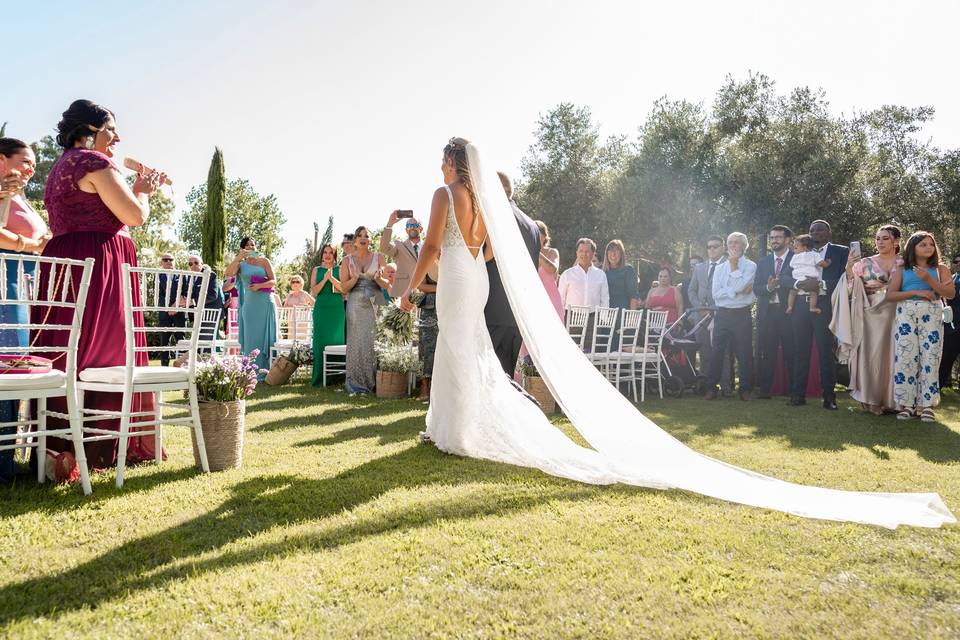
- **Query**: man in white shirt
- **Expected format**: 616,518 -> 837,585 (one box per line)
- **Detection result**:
704,232 -> 756,401
558,238 -> 609,308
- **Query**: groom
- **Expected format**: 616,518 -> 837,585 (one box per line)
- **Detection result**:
485,171 -> 541,376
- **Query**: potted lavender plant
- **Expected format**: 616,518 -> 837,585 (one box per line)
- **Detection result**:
189,349 -> 262,471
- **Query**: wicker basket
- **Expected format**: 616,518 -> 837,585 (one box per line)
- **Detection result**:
265,355 -> 298,386
523,375 -> 556,413
191,400 -> 245,471
376,370 -> 409,399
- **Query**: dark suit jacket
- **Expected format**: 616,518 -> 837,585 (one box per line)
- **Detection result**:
753,250 -> 794,326
484,202 -> 541,328
781,242 -> 849,315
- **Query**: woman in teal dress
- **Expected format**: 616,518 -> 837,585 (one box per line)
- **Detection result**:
309,243 -> 346,385
224,237 -> 277,380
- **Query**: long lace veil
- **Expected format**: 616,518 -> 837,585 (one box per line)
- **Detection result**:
465,142 -> 955,529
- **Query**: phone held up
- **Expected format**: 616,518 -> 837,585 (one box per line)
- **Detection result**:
396,210 -> 414,219
850,241 -> 861,256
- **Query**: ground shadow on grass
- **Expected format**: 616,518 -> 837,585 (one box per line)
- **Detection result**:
0,444 -> 624,627
295,417 -> 418,448
664,393 -> 960,464
251,399 -> 422,434
0,464 -> 200,521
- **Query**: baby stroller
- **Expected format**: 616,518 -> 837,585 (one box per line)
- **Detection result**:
654,307 -> 715,397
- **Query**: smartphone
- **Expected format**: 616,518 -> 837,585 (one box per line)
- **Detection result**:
850,241 -> 861,256
397,210 -> 414,219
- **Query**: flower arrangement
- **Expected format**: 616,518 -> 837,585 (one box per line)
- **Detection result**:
375,341 -> 422,375
285,342 -> 314,366
194,349 -> 262,401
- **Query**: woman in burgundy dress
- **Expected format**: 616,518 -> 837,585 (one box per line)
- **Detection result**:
37,99 -> 166,471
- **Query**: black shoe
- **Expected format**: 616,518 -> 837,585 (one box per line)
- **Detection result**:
822,397 -> 838,410
703,388 -> 719,401
787,396 -> 806,406
754,391 -> 772,400
739,390 -> 751,401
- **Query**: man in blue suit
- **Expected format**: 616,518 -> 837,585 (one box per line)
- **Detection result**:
782,220 -> 849,410
753,225 -> 795,399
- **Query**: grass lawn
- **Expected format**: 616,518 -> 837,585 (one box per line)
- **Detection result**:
1,382 -> 959,639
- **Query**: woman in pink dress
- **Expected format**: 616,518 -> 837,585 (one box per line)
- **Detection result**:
36,99 -> 166,471
644,267 -> 683,324
515,221 -> 563,380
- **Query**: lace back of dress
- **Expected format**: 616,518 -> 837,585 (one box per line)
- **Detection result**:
442,186 -> 465,248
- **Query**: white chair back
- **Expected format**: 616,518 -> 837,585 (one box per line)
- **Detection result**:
590,306 -> 619,354
289,305 -> 312,342
617,309 -> 644,353
0,255 -> 95,379
565,305 -> 592,348
227,306 -> 239,340
275,307 -> 292,340
643,309 -> 669,352
126,265 -> 211,376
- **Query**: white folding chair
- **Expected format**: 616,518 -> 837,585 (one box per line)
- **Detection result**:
585,306 -> 619,378
635,309 -> 669,402
611,309 -> 644,398
565,305 -> 593,349
0,256 -> 95,494
226,306 -> 240,354
268,307 -> 292,367
175,307 -> 223,358
322,345 -> 346,386
270,306 -> 312,369
77,265 -> 212,488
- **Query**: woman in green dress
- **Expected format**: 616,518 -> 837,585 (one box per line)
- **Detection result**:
310,243 -> 346,385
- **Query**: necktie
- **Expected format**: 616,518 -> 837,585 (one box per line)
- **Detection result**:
413,243 -> 419,259
775,256 -> 783,277
707,262 -> 717,286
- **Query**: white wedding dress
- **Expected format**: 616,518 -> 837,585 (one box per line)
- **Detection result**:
426,142 -> 955,529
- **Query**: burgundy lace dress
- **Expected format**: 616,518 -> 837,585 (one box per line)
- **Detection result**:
36,148 -> 159,469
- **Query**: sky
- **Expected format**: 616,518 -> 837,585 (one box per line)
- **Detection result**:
7,0 -> 960,262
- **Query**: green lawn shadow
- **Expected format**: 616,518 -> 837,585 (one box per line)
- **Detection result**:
0,443 -> 624,627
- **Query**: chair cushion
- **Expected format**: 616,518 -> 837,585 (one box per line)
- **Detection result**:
79,366 -> 189,385
324,345 -> 346,355
0,370 -> 66,390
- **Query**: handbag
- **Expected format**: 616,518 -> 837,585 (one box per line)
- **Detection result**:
0,354 -> 53,374
249,275 -> 274,293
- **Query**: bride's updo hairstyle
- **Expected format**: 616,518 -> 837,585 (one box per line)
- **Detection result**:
443,137 -> 483,237
55,99 -> 115,149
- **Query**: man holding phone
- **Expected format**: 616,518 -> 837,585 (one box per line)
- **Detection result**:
380,210 -> 422,298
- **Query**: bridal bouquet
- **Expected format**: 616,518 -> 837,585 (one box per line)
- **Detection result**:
377,296 -> 421,345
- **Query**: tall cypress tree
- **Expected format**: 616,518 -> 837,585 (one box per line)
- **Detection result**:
203,147 -> 226,272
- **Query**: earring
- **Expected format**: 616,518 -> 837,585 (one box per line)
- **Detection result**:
83,136 -> 95,150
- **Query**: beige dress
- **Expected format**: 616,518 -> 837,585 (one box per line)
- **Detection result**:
846,256 -> 900,412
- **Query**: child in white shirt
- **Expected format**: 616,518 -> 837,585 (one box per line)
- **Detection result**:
787,234 -> 831,314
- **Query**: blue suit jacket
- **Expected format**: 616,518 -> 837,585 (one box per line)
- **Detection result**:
753,250 -> 793,325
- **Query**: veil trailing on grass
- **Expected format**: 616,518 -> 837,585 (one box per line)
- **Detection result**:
465,142 -> 955,529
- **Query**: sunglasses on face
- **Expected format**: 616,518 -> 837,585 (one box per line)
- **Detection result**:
161,258 -> 173,262
707,244 -> 722,250
188,261 -> 200,266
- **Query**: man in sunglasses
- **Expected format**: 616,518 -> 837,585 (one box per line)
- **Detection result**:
938,254 -> 960,391
157,254 -> 185,366
179,254 -> 224,342
380,212 -> 424,298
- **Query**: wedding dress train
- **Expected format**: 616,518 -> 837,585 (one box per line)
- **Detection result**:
425,143 -> 955,529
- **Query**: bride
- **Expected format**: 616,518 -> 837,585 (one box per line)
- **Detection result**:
398,137 -> 955,529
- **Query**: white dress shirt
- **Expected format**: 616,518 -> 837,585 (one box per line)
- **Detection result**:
559,264 -> 610,308
711,256 -> 757,309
